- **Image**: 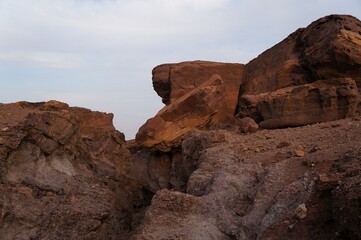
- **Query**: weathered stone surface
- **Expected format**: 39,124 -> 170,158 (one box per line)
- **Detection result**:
237,15 -> 361,126
239,78 -> 360,129
237,117 -> 259,133
152,61 -> 244,114
133,119 -> 361,240
136,74 -> 228,151
0,101 -> 140,240
239,15 -> 361,96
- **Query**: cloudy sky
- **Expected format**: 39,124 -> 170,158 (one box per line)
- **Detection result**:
1,0 -> 360,139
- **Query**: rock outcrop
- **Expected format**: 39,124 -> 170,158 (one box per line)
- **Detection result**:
152,61 -> 244,109
0,101 -> 140,240
136,74 -> 229,151
131,14 -> 361,240
242,78 -> 359,129
138,15 -> 361,150
237,14 -> 361,126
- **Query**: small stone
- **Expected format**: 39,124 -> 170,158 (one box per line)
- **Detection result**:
265,134 -> 272,139
1,127 -> 9,131
295,150 -> 305,157
318,173 -> 329,183
46,192 -> 54,197
295,203 -> 307,219
277,141 -> 291,148
237,117 -> 259,133
331,123 -> 341,128
288,223 -> 295,230
254,148 -> 260,153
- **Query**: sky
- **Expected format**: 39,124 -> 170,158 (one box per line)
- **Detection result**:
0,0 -> 360,139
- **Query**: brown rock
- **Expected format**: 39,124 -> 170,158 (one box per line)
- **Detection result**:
152,61 -> 244,116
136,74 -> 228,151
237,15 -> 361,126
238,15 -> 361,97
294,150 -> 305,157
295,203 -> 307,219
237,117 -> 259,133
0,101 -> 137,240
244,78 -> 359,129
277,141 -> 291,148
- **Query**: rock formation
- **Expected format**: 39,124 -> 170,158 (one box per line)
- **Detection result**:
137,14 -> 361,150
139,61 -> 244,151
237,14 -> 361,126
132,119 -> 361,239
136,74 -> 228,151
152,61 -> 243,108
0,101 -> 142,239
1,14 -> 361,240
131,14 -> 361,240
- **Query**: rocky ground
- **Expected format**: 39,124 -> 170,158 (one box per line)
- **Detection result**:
132,117 -> 361,239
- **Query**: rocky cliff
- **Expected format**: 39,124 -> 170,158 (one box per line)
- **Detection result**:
0,101 -> 143,239
1,14 -> 361,240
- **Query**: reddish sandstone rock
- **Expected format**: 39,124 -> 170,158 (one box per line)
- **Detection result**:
136,74 -> 228,151
239,15 -> 361,96
237,15 -> 361,126
140,61 -> 243,150
152,61 -> 244,115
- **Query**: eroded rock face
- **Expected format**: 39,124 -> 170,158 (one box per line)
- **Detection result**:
133,119 -> 361,240
239,78 -> 359,129
143,15 -> 361,151
239,15 -> 361,96
136,74 -> 228,151
237,14 -> 361,124
152,61 -> 244,110
0,101 -> 140,240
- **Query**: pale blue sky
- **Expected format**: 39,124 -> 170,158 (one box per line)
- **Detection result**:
1,0 -> 360,139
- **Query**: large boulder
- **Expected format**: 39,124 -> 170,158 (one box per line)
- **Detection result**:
152,61 -> 244,115
136,74 -> 228,151
239,15 -> 361,96
0,101 -> 139,240
237,14 -> 361,125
